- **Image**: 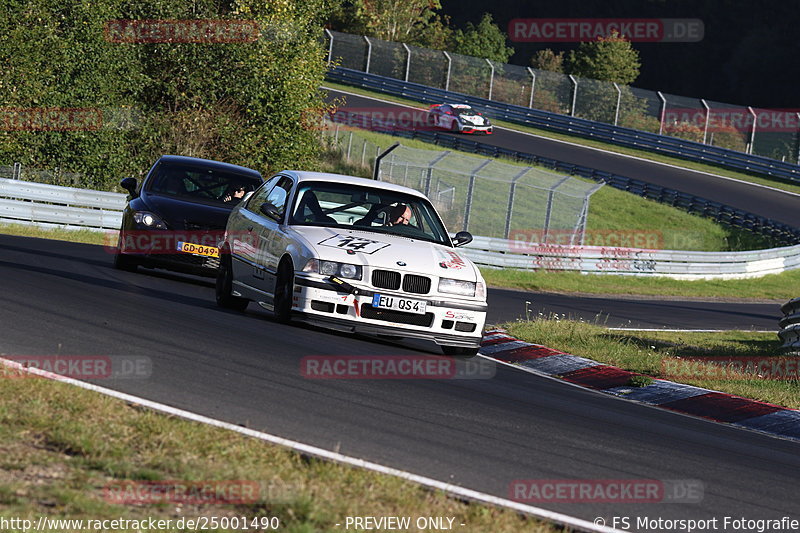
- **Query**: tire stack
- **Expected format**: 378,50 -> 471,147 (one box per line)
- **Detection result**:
779,298 -> 800,353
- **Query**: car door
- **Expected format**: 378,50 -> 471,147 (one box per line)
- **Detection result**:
253,175 -> 295,298
230,175 -> 280,292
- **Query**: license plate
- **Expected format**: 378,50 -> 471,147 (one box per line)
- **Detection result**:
371,294 -> 427,315
176,241 -> 220,258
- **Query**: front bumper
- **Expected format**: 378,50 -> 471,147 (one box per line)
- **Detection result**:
293,276 -> 487,348
460,124 -> 493,134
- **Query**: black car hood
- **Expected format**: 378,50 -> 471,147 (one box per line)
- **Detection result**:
141,193 -> 235,231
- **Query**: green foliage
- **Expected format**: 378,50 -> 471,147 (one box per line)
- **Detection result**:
1,0 -> 333,189
328,0 -> 450,48
566,32 -> 641,85
530,49 -> 564,73
449,13 -> 514,63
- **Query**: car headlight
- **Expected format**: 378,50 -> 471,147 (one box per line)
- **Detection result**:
302,259 -> 362,280
438,277 -> 476,297
133,211 -> 168,229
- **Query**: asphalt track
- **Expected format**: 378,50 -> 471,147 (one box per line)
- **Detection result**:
325,88 -> 800,228
2,234 -> 798,527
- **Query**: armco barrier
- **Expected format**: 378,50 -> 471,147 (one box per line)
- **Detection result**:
329,110 -> 800,246
3,176 -> 799,280
779,298 -> 800,351
326,67 -> 800,184
462,236 -> 800,280
0,177 -> 124,230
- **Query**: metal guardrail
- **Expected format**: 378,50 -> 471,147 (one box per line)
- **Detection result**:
779,298 -> 800,352
328,109 -> 800,246
462,236 -> 800,280
3,177 -> 800,279
327,67 -> 800,185
0,178 -> 124,230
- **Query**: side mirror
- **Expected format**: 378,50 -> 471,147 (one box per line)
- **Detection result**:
120,177 -> 138,197
453,231 -> 473,247
260,201 -> 282,221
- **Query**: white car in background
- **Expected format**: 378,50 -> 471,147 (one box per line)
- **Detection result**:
216,171 -> 487,356
428,103 -> 493,134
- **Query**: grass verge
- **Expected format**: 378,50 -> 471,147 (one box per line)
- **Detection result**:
505,319 -> 799,410
323,81 -> 800,196
0,371 -> 553,532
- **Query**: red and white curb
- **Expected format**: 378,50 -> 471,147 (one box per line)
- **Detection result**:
479,328 -> 800,441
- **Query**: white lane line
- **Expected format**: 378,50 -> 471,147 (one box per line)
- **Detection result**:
0,356 -> 621,533
322,86 -> 800,198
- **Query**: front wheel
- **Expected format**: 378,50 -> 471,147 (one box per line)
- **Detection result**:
273,259 -> 294,323
441,346 -> 479,357
216,254 -> 249,311
450,119 -> 460,133
113,233 -> 138,272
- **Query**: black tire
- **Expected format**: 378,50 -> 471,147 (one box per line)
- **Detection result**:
216,254 -> 249,311
113,233 -> 138,272
273,258 -> 294,323
450,119 -> 460,133
427,112 -> 437,126
441,346 -> 479,357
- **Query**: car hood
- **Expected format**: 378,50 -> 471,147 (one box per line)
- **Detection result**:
143,193 -> 234,230
292,226 -> 479,282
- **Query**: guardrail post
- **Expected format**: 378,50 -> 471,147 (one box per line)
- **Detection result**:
658,91 -> 667,135
363,36 -> 372,73
542,175 -> 571,243
701,99 -> 710,144
504,167 -> 532,239
613,82 -> 622,126
568,75 -> 578,117
527,67 -> 537,109
12,162 -> 21,180
324,29 -> 334,65
485,59 -> 495,100
402,43 -> 411,82
463,159 -> 492,232
443,51 -> 452,92
747,107 -> 756,154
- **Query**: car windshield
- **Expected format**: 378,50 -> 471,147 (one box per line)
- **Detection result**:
453,106 -> 479,117
289,181 -> 452,246
147,163 -> 262,207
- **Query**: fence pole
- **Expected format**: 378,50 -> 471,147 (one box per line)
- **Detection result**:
324,29 -> 334,65
568,75 -> 578,117
527,67 -> 537,108
346,132 -> 353,160
542,175 -> 571,243
364,36 -> 372,73
504,167 -> 532,239
796,113 -> 800,164
361,140 -> 368,166
613,82 -> 622,126
443,51 -> 452,92
425,151 -> 450,197
485,59 -> 495,100
658,91 -> 667,135
747,107 -> 757,155
402,43 -> 411,82
463,159 -> 492,232
701,99 -> 710,144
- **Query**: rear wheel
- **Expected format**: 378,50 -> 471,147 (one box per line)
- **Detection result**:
113,233 -> 138,272
216,253 -> 249,311
441,346 -> 479,357
273,258 -> 294,323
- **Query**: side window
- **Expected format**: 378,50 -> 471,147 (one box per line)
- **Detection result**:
246,175 -> 281,211
266,177 -> 293,217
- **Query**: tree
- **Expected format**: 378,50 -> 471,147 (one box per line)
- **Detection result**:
566,32 -> 641,85
530,49 -> 564,73
449,13 -> 514,63
328,0 -> 450,48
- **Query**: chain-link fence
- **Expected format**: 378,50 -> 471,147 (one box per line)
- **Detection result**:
323,121 -> 603,242
326,30 -> 800,163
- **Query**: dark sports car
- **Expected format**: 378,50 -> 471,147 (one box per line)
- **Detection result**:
113,155 -> 263,276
